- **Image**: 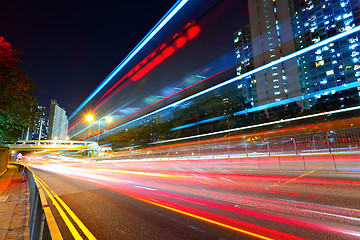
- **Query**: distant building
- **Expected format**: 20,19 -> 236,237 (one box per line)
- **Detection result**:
48,99 -> 68,140
20,105 -> 48,140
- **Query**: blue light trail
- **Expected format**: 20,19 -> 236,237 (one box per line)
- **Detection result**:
170,80 -> 360,131
68,0 -> 189,121
102,25 -> 360,136
154,104 -> 360,145
70,98 -> 137,138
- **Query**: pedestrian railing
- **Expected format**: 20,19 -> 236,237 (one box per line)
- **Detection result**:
95,129 -> 360,172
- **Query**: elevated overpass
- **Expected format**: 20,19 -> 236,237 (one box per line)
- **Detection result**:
6,140 -> 98,152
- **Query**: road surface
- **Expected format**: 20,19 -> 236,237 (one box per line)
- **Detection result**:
27,157 -> 360,239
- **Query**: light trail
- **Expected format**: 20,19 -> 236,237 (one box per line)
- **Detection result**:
171,80 -> 360,131
28,158 -> 360,239
91,23 -> 200,113
93,24 -> 360,138
68,0 -> 189,121
153,104 -> 360,144
75,67 -> 232,140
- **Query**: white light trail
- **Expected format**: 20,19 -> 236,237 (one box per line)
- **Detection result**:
68,0 -> 189,121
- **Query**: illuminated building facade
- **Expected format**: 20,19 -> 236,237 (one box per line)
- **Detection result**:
20,105 -> 48,140
235,0 -> 302,109
294,0 -> 360,109
234,0 -> 360,110
234,25 -> 257,106
48,99 -> 68,140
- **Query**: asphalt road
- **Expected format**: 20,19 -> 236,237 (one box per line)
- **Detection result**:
27,157 -> 360,240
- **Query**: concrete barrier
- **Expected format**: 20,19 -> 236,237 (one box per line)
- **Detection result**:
0,147 -> 9,175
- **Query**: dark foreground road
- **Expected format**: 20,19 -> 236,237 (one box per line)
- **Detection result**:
27,157 -> 360,240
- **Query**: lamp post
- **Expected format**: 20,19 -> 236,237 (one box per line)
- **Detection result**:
85,114 -> 112,143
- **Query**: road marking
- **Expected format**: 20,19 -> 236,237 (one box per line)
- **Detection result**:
134,197 -> 275,240
268,169 -> 320,189
96,169 -> 181,178
36,178 -> 83,239
134,185 -> 157,191
36,175 -> 97,240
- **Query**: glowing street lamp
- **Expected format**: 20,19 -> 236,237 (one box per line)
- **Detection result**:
85,114 -> 112,143
86,114 -> 94,122
105,116 -> 112,123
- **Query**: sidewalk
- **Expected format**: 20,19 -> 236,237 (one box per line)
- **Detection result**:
0,163 -> 29,240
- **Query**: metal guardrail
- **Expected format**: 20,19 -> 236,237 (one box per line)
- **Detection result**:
108,129 -> 360,160
26,167 -> 63,240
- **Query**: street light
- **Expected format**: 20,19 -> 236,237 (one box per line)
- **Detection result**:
105,116 -> 112,123
86,114 -> 94,122
85,114 -> 112,143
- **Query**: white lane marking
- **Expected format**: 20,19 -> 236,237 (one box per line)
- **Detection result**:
134,185 -> 157,191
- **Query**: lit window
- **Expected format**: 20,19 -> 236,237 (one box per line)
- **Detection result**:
349,38 -> 359,44
326,70 -> 334,75
316,60 -> 325,66
320,79 -> 328,84
274,85 -> 279,88
351,51 -> 359,57
350,43 -> 359,50
275,91 -> 281,95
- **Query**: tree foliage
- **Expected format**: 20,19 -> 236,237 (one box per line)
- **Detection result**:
0,37 -> 39,144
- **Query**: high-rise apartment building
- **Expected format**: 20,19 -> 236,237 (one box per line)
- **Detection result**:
248,0 -> 302,107
234,0 -> 360,110
48,99 -> 68,140
20,105 -> 48,140
235,0 -> 303,109
293,0 -> 360,109
234,25 -> 257,106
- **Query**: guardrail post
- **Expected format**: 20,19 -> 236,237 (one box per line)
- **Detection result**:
325,135 -> 332,154
245,143 -> 248,157
292,138 -> 298,155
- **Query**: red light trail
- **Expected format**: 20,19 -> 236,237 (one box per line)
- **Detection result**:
27,156 -> 360,240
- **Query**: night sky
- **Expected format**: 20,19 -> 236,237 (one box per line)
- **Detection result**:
0,0 -> 248,119
0,0 -> 179,113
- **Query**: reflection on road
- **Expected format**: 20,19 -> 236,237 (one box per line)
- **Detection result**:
27,156 -> 360,240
